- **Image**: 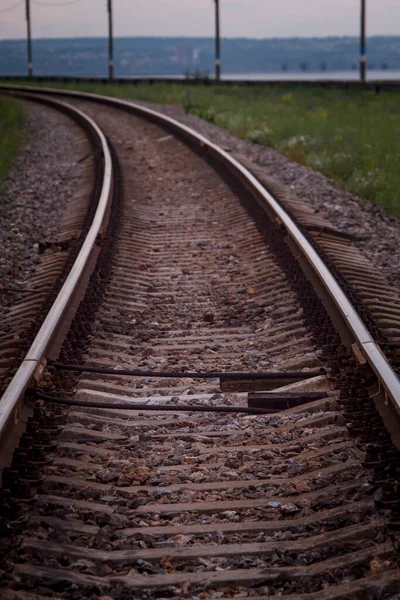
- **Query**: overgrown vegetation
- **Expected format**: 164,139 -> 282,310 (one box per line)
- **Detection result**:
0,96 -> 25,191
14,81 -> 400,215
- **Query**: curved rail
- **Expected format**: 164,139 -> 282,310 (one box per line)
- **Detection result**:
0,92 -> 113,447
0,84 -> 399,429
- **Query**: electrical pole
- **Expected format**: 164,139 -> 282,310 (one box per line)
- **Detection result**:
360,0 -> 366,83
26,0 -> 32,77
107,0 -> 114,79
214,0 -> 220,81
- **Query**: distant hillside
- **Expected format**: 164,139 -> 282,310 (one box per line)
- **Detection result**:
1,36 -> 400,77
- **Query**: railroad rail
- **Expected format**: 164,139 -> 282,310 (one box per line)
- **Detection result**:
0,85 -> 400,599
0,91 -> 113,462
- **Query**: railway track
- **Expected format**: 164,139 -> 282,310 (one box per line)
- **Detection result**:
0,94 -> 97,396
1,86 -> 400,599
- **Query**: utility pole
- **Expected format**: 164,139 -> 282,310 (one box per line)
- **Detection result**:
360,0 -> 366,83
214,0 -> 220,81
107,0 -> 114,79
26,0 -> 32,77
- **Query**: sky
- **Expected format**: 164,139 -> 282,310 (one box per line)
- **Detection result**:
0,0 -> 399,41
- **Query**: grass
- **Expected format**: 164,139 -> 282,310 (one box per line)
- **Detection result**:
8,80 -> 400,216
0,96 -> 25,191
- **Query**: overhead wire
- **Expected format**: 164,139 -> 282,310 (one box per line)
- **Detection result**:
0,0 -> 24,14
32,0 -> 85,6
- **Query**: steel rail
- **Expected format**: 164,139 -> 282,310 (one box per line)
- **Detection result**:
0,93 -> 113,446
1,84 -> 399,420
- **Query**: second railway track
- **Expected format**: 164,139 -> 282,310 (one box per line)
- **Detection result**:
1,86 -> 400,599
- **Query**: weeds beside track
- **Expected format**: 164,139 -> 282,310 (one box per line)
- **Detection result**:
6,80 -> 400,215
0,96 -> 25,192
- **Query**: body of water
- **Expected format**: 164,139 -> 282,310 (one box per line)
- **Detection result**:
220,70 -> 400,81
130,69 -> 400,82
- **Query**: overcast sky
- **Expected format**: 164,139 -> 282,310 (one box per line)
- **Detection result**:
0,0 -> 399,40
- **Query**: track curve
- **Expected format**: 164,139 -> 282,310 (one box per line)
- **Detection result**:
0,92 -> 113,459
0,86 -> 400,599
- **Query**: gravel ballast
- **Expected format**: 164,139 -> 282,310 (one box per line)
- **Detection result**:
1,95 -> 398,333
132,100 -> 400,290
0,101 -> 90,322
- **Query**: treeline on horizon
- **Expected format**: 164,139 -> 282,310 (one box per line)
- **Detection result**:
1,35 -> 400,76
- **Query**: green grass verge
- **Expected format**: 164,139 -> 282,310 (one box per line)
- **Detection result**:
9,80 -> 400,216
0,96 -> 25,192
